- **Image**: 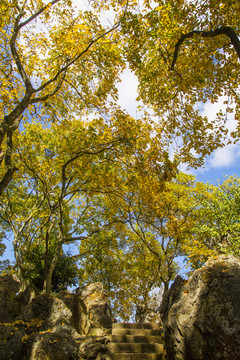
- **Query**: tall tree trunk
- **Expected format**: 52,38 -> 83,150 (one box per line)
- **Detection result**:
163,281 -> 169,294
43,242 -> 62,295
13,235 -> 28,292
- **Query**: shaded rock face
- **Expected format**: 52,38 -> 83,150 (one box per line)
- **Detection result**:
160,255 -> 240,360
0,274 -> 21,322
0,279 -> 112,360
78,336 -> 109,359
135,303 -> 163,324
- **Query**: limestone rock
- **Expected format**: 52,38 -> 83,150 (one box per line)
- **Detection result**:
58,291 -> 91,335
160,275 -> 185,327
0,293 -> 80,360
160,255 -> 240,360
0,278 -> 112,360
78,336 -> 109,359
0,323 -> 26,360
77,283 -> 113,334
0,274 -> 20,322
29,332 -> 80,360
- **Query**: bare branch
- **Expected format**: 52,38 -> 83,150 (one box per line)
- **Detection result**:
64,229 -> 101,243
18,195 -> 46,235
128,214 -> 161,260
60,140 -> 120,197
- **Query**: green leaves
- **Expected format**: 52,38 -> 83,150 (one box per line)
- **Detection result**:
77,172 -> 207,318
194,177 -> 240,257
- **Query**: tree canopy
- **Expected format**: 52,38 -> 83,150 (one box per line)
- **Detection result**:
0,0 -> 128,194
1,0 -> 240,193
121,0 -> 240,165
0,0 -> 240,320
78,172 -> 208,319
188,176 -> 240,268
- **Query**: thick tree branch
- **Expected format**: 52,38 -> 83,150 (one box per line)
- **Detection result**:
171,26 -> 240,69
0,167 -> 18,197
0,131 -> 18,196
30,71 -> 67,104
10,13 -> 33,91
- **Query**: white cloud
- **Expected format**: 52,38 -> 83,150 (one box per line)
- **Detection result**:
201,95 -> 237,133
208,144 -> 240,169
116,68 -> 142,118
199,96 -> 239,170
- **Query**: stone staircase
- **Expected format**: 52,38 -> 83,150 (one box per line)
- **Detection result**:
98,323 -> 166,360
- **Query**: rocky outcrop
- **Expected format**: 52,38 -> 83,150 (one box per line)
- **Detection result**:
0,274 -> 21,322
0,278 -> 112,360
135,303 -> 163,324
78,336 -> 109,359
77,282 -> 113,334
160,255 -> 240,360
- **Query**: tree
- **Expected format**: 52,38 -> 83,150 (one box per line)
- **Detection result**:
0,0 -> 127,195
1,108 -> 170,293
78,226 -> 163,321
2,0 -> 239,311
78,172 -> 208,319
0,117 -> 118,292
2,0 -> 238,196
24,244 -> 79,292
185,176 -> 240,269
121,0 -> 240,166
114,172 -> 208,291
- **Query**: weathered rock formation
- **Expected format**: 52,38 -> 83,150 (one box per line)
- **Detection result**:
0,276 -> 112,360
160,255 -> 240,360
77,282 -> 113,333
135,302 -> 162,324
0,274 -> 21,322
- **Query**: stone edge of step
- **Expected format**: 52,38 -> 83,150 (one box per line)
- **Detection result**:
108,342 -> 165,353
112,329 -> 163,336
110,334 -> 164,343
105,353 -> 165,360
112,323 -> 162,330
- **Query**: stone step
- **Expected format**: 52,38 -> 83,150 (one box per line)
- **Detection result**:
107,323 -> 166,360
96,354 -> 106,360
106,353 -> 165,360
111,335 -> 163,344
112,328 -> 162,336
108,342 -> 164,353
112,323 -> 162,330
